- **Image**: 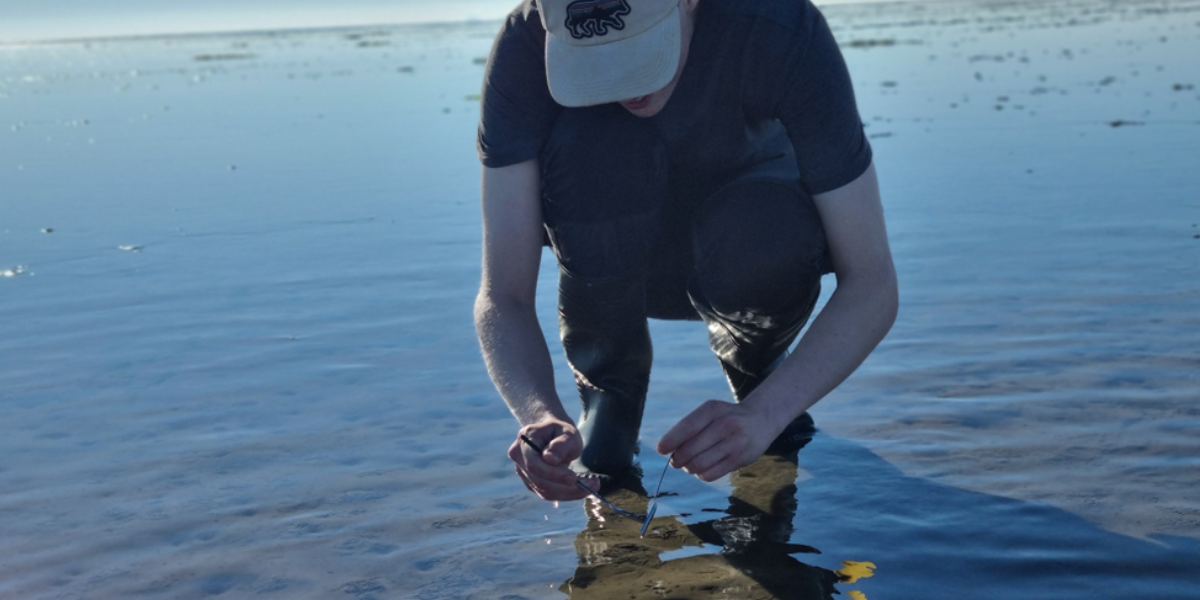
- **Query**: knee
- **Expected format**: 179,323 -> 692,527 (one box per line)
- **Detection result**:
691,181 -> 828,317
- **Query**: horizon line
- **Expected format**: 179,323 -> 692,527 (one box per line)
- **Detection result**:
0,0 -> 941,48
0,17 -> 507,48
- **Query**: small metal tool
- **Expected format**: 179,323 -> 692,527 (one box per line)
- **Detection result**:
640,455 -> 671,538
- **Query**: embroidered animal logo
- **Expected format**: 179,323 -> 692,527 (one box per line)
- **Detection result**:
564,0 -> 632,39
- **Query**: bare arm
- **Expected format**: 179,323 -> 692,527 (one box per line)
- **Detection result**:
659,162 -> 898,480
750,161 -> 898,429
476,160 -> 562,424
475,160 -> 593,500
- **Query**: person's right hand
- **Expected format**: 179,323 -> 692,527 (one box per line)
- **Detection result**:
507,419 -> 599,501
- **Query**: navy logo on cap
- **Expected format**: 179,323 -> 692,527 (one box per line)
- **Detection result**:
565,0 -> 632,39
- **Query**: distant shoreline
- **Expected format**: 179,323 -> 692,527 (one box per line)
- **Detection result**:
0,19 -> 503,48
0,0 -> 946,47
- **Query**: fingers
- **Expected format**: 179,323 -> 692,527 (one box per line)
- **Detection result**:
657,399 -> 723,456
517,442 -> 586,500
681,437 -> 748,482
543,430 -> 582,467
658,400 -> 763,482
577,474 -> 602,494
509,422 -> 590,501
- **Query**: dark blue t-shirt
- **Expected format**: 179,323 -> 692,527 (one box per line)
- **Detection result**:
477,0 -> 872,196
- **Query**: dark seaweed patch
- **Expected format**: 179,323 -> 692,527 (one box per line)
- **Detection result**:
193,53 -> 256,62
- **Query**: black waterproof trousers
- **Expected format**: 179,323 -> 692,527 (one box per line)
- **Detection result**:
540,104 -> 829,476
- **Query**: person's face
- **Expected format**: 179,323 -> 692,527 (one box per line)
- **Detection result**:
618,0 -> 698,118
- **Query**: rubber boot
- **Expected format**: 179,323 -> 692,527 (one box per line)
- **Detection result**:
558,270 -> 653,478
689,281 -> 819,454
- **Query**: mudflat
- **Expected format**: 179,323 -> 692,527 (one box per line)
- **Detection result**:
2,0 -> 1199,598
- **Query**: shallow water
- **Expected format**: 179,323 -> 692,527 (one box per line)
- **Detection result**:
2,0 -> 1199,598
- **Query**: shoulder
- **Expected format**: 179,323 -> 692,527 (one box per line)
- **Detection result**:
495,0 -> 547,53
483,0 -> 549,99
479,0 -> 561,168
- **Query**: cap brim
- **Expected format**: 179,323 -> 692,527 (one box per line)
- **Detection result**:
545,4 -> 682,108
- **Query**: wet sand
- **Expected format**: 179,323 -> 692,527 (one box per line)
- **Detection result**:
2,0 -> 1200,598
813,0 -> 1200,544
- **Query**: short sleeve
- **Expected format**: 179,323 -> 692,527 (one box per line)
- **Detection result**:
477,4 -> 562,168
770,10 -> 873,195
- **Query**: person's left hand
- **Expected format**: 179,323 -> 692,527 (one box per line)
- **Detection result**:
656,399 -> 778,482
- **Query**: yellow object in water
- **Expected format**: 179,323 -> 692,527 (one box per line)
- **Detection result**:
837,561 -> 877,584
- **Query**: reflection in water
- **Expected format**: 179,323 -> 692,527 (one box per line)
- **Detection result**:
560,437 -> 873,599
557,429 -> 1200,599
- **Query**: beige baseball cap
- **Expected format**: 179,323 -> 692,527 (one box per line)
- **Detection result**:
540,0 -> 682,107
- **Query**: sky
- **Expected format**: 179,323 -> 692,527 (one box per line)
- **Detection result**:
0,0 -> 891,43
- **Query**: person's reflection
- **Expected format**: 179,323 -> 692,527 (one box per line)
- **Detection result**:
559,434 -> 875,599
